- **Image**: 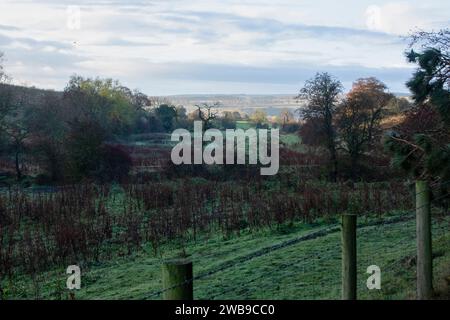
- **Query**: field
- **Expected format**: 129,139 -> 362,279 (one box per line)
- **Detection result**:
1,132 -> 449,300
6,211 -> 450,299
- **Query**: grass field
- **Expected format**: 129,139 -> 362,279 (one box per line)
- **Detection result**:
6,212 -> 450,300
1,131 -> 448,300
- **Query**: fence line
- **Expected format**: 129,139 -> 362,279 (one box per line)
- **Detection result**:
150,182 -> 448,300
1,181 -> 447,299
152,215 -> 448,300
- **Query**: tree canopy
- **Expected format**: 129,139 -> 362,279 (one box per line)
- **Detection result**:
385,29 -> 450,186
337,78 -> 393,178
297,72 -> 343,181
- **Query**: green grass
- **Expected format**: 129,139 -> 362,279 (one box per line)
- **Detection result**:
235,121 -> 254,130
280,133 -> 301,146
5,214 -> 450,300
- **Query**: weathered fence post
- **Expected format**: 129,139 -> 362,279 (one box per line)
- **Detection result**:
161,259 -> 193,300
416,180 -> 433,300
342,214 -> 357,300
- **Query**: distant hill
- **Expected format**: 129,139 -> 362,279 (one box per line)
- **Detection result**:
161,92 -> 410,116
0,83 -> 61,107
0,84 -> 411,118
163,94 -> 300,116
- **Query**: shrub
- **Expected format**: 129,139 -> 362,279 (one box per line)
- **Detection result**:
96,145 -> 132,183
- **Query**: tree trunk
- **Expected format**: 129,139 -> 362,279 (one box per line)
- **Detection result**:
350,152 -> 359,181
325,113 -> 338,182
15,150 -> 22,181
328,143 -> 338,182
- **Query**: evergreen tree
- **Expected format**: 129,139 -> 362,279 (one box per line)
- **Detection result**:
385,29 -> 450,206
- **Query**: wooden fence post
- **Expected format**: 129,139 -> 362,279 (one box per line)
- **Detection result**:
416,180 -> 433,300
342,214 -> 357,300
161,259 -> 193,300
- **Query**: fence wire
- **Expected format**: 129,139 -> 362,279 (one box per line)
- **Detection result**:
1,182 -> 448,300
144,186 -> 448,300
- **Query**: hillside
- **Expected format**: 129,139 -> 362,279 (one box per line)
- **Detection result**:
0,83 -> 62,104
8,212 -> 450,300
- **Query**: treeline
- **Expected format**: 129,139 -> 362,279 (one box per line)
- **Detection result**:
296,75 -> 407,180
0,70 -> 420,185
298,29 -> 449,186
0,75 -> 278,185
0,75 -> 154,183
0,67 -> 298,185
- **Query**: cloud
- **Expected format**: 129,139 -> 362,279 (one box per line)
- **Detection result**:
145,61 -> 413,86
95,38 -> 165,47
0,0 -> 448,94
365,2 -> 448,35
66,58 -> 412,94
0,24 -> 20,31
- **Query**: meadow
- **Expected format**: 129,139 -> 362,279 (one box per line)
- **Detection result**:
1,133 -> 448,300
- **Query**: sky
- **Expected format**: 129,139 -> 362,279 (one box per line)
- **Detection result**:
0,0 -> 449,95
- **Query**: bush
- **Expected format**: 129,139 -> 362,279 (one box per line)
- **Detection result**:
66,120 -> 106,181
96,145 -> 132,183
65,121 -> 131,183
281,123 -> 300,133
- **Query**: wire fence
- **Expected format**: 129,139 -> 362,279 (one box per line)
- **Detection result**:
142,183 -> 449,300
1,181 -> 448,300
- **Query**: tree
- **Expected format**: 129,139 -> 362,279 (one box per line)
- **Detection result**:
0,52 -> 14,134
175,105 -> 187,122
278,108 -> 299,133
154,104 -> 177,132
0,57 -> 29,180
148,96 -> 172,108
299,118 -> 327,147
405,29 -> 449,124
65,120 -> 107,181
130,89 -> 151,111
221,111 -> 241,129
59,76 -> 145,181
386,97 -> 412,113
337,78 -> 394,179
96,145 -> 132,183
385,29 -> 450,186
1,95 -> 34,182
279,108 -> 294,126
27,92 -> 67,182
2,117 -> 29,181
250,109 -> 268,128
63,76 -> 141,136
297,72 -> 343,181
195,103 -> 219,130
0,52 -> 7,83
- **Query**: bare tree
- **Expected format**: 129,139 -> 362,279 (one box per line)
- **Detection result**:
3,120 -> 29,181
195,102 -> 219,130
0,52 -> 13,123
406,28 -> 449,93
148,96 -> 172,108
408,28 -> 450,53
279,108 -> 295,127
0,52 -> 5,82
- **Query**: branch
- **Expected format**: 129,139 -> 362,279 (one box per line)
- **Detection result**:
389,135 -> 425,152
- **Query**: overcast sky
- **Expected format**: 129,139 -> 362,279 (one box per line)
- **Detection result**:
0,0 -> 448,95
